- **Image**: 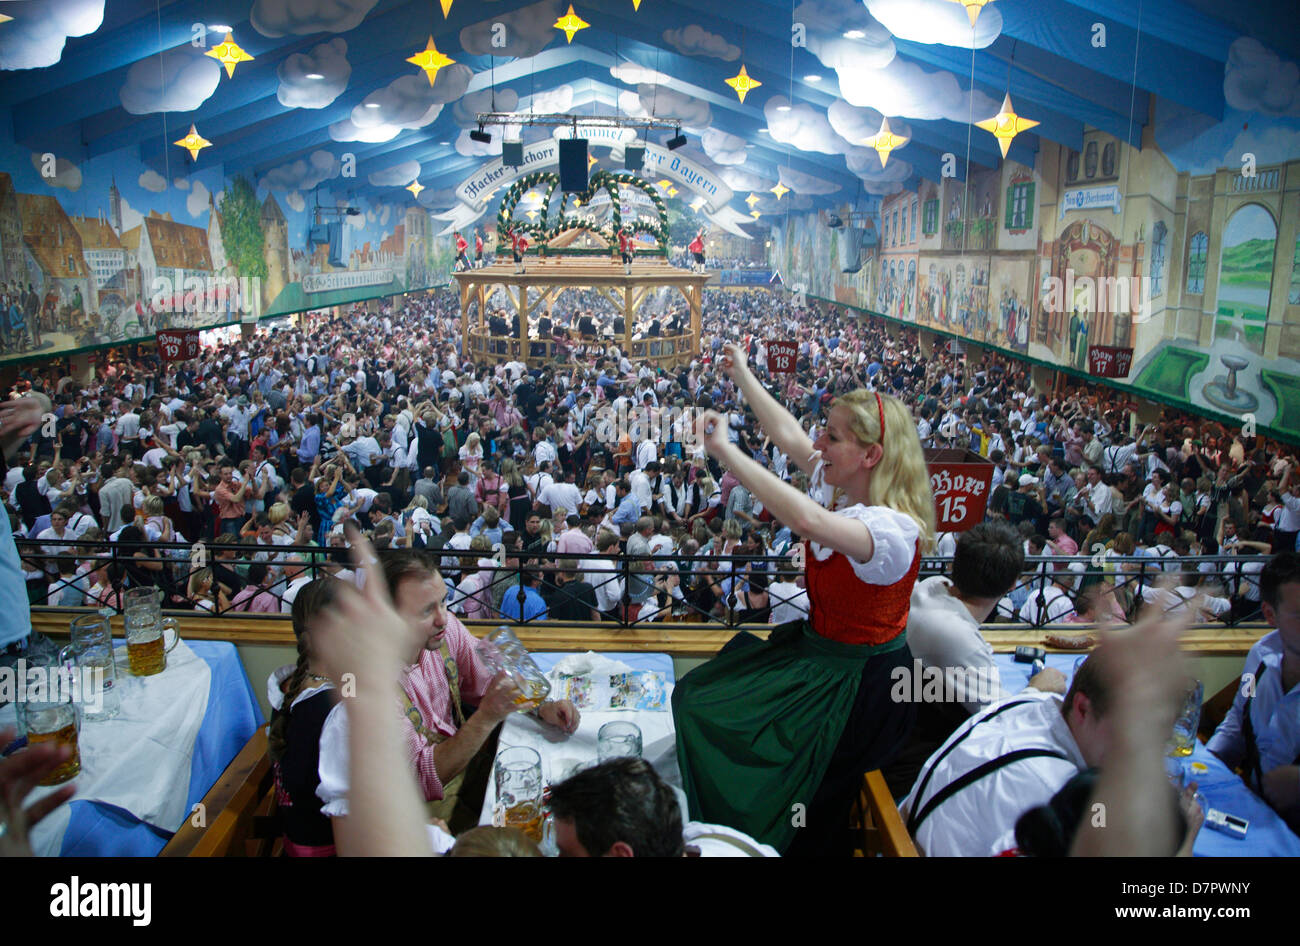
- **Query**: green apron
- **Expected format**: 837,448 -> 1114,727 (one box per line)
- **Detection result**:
672,620 -> 907,852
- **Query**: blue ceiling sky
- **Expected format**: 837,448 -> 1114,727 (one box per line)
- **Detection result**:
0,0 -> 1286,229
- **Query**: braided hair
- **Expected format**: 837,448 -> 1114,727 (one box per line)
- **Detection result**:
267,578 -> 341,763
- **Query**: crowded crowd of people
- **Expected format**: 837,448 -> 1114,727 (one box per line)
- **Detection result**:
4,284 -> 1295,630
1,280 -> 1297,859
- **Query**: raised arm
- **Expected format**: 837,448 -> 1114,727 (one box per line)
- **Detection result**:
717,344 -> 817,475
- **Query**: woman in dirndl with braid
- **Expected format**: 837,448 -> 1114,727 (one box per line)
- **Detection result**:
267,578 -> 349,857
673,343 -> 935,856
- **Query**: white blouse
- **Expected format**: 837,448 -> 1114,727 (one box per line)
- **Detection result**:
267,666 -> 348,818
807,460 -> 920,587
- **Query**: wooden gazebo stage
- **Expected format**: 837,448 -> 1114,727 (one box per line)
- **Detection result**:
454,258 -> 709,369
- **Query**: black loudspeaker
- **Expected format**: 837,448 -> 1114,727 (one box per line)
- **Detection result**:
624,145 -> 645,170
559,139 -> 588,192
502,140 -> 524,167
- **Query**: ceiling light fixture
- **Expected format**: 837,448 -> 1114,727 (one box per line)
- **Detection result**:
976,93 -> 1038,157
554,5 -> 590,43
724,64 -> 761,103
862,116 -> 909,167
666,128 -> 687,150
305,72 -> 324,80
205,32 -> 255,78
776,104 -> 791,112
804,74 -> 822,82
174,124 -> 212,161
408,36 -> 455,86
364,101 -> 381,108
470,124 -> 493,144
842,29 -> 865,39
207,24 -> 233,32
949,0 -> 994,27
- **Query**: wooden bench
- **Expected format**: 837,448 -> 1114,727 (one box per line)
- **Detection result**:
160,726 -> 282,857
853,769 -> 919,857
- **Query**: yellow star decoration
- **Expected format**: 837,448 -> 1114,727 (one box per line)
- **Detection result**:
770,182 -> 790,199
667,186 -> 679,197
406,180 -> 425,198
749,209 -> 761,219
975,92 -> 1039,158
0,14 -> 12,24
745,193 -> 760,209
205,32 -> 254,79
725,64 -> 762,104
573,198 -> 583,207
440,0 -> 454,16
174,124 -> 212,160
525,209 -> 540,220
949,0 -> 994,27
690,197 -> 707,212
588,153 -> 599,169
407,37 -> 455,87
525,191 -> 539,201
554,5 -> 589,43
632,0 -> 643,9
862,116 -> 909,168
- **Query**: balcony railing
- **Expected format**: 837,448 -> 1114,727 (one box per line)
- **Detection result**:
19,539 -> 1269,631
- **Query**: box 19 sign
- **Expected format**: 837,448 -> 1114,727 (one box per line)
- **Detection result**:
767,341 -> 798,374
927,463 -> 993,531
155,329 -> 201,362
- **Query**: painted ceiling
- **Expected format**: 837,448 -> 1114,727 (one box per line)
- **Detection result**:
1,0 -> 1298,231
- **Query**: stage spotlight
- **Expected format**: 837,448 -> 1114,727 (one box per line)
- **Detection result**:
502,140 -> 524,166
666,128 -> 686,150
827,214 -> 844,229
470,124 -> 492,144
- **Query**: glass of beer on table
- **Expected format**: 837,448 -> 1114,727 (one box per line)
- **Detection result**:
22,670 -> 82,786
126,616 -> 181,677
494,746 -> 544,842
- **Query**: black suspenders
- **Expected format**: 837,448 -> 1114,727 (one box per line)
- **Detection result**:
907,699 -> 1073,836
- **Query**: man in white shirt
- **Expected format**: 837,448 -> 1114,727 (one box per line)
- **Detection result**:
538,470 -> 583,518
903,656 -> 1114,857
1083,466 -> 1113,524
1018,567 -> 1076,625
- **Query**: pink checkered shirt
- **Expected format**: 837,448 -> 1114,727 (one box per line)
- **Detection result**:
399,612 -> 494,801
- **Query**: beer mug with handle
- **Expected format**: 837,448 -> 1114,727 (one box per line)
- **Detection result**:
477,625 -> 550,710
126,615 -> 181,677
19,659 -> 82,785
59,613 -> 120,720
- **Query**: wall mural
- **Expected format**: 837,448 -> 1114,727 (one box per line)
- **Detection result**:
773,117 -> 1300,442
0,128 -> 452,364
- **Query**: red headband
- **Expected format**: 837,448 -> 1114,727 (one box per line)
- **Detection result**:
875,392 -> 886,439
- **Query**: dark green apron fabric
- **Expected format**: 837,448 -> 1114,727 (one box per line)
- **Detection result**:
672,620 -> 908,851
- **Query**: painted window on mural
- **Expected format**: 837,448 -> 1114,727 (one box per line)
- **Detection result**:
1066,150 -> 1080,182
1187,231 -> 1207,295
1084,142 -> 1099,179
901,205 -> 909,245
911,198 -> 918,242
1151,220 -> 1168,297
1102,143 -> 1116,178
923,199 -> 938,235
1005,181 -> 1034,230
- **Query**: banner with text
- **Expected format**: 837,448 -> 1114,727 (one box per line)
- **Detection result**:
435,129 -> 752,238
767,340 -> 798,374
1087,344 -> 1134,378
155,329 -> 201,362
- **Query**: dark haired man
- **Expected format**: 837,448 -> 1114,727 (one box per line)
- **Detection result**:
1207,552 -> 1300,829
885,520 -> 1065,796
549,758 -> 778,857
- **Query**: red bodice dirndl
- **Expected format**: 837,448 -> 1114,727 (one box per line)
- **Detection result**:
804,539 -> 921,646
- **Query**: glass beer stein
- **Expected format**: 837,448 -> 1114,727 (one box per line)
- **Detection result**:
493,746 -> 544,842
126,616 -> 181,677
59,614 -> 120,720
477,625 -> 551,710
20,663 -> 82,786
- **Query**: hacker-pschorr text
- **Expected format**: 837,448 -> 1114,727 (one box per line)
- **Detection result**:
49,877 -> 151,926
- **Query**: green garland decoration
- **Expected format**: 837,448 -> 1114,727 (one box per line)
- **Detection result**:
494,169 -> 670,251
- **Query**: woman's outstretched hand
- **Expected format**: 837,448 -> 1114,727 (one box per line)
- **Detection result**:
694,409 -> 731,458
719,343 -> 749,380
